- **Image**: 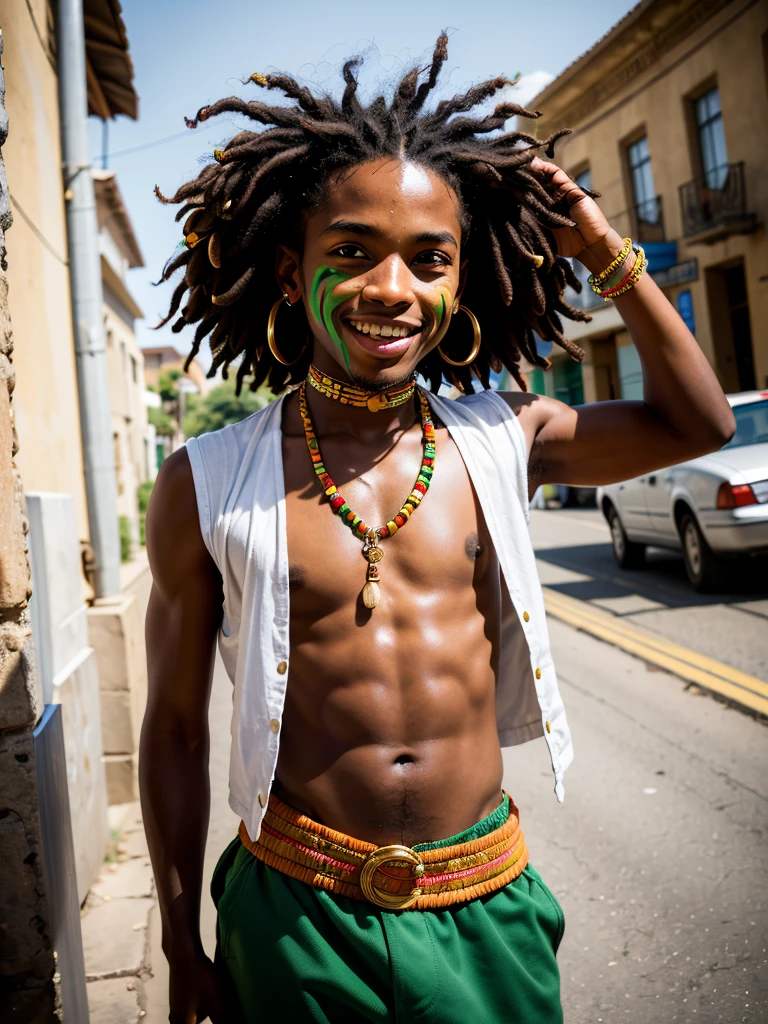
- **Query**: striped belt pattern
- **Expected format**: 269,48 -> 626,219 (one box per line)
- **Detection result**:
238,793 -> 528,910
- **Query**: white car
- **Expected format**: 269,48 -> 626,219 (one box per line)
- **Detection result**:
597,391 -> 768,591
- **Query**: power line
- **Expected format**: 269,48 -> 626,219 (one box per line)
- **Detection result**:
9,193 -> 69,266
106,127 -> 204,161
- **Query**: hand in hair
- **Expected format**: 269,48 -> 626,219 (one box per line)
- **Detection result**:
528,156 -> 614,261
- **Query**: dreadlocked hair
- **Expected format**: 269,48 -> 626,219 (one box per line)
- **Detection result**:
156,34 -> 592,394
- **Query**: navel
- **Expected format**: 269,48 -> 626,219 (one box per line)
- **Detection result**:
393,753 -> 416,766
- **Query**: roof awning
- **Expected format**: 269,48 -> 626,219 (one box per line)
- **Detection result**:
83,0 -> 138,120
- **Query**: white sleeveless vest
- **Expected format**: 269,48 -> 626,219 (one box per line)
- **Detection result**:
186,389 -> 573,841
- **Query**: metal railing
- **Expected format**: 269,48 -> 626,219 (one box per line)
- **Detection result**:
678,161 -> 749,238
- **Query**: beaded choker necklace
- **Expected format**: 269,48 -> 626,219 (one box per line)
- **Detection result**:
307,364 -> 416,413
298,381 -> 435,609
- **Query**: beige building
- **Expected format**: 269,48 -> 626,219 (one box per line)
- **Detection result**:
94,168 -> 152,548
143,342 -> 210,395
527,0 -> 768,404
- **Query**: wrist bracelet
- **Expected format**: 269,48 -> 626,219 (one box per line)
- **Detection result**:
588,237 -> 633,288
601,250 -> 637,291
599,246 -> 647,300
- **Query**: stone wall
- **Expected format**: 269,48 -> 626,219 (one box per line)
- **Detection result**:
0,27 -> 60,1020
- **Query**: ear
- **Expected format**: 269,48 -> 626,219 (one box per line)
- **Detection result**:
275,245 -> 303,303
455,257 -> 470,303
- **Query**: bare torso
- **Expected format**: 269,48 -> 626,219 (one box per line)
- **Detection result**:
276,391 -> 505,847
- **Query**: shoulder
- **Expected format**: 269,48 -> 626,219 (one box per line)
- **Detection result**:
493,389 -> 571,452
146,448 -> 218,591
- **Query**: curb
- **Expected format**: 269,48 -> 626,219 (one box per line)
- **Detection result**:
542,587 -> 768,717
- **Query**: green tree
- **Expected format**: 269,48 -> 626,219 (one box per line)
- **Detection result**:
157,368 -> 182,402
147,405 -> 176,437
182,377 -> 276,438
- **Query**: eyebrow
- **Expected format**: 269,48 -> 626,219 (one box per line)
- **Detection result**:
322,220 -> 458,248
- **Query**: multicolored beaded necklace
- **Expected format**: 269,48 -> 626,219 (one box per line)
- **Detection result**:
298,379 -> 436,609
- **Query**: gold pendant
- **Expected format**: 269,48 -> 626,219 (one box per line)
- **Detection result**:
362,562 -> 381,609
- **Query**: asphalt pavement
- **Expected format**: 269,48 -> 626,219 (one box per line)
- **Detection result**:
530,507 -> 768,684
509,616 -> 768,1024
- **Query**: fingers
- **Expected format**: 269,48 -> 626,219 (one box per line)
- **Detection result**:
530,155 -> 567,181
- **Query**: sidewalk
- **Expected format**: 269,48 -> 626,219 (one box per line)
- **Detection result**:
80,653 -> 238,1023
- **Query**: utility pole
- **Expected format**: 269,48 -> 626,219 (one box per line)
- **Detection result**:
57,0 -> 121,597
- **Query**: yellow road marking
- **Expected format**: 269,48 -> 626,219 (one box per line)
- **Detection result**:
543,587 -> 768,717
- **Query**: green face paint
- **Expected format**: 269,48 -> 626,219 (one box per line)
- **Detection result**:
309,265 -> 354,371
429,286 -> 453,335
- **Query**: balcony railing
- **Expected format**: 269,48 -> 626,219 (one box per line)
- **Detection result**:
678,161 -> 756,242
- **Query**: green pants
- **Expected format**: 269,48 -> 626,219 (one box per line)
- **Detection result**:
212,798 -> 564,1023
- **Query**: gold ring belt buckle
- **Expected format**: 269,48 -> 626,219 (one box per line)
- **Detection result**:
359,844 -> 425,910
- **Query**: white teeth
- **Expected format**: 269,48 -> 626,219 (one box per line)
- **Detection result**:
348,321 -> 413,339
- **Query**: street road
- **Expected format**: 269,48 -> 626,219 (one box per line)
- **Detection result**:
508,616 -> 768,1024
530,507 -> 768,683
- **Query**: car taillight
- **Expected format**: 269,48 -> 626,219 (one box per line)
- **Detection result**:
717,482 -> 758,508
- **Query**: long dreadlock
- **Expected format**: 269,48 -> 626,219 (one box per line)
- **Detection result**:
155,34 -> 593,394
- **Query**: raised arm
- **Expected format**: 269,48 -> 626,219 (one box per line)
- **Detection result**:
511,158 -> 736,487
139,448 -> 225,1023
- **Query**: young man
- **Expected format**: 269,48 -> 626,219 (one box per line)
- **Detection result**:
141,36 -> 734,1024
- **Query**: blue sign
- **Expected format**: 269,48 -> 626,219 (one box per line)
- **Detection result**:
644,241 -> 678,273
677,289 -> 696,335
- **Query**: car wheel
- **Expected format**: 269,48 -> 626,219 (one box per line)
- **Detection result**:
608,507 -> 646,569
680,512 -> 726,592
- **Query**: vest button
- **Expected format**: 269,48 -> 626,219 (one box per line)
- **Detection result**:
277,660 -> 288,675
270,718 -> 280,733
258,790 -> 266,807
523,611 -> 530,623
535,667 -> 542,680
546,720 -> 551,734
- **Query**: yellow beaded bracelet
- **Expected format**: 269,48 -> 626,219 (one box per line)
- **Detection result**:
588,237 -> 633,288
600,248 -> 647,301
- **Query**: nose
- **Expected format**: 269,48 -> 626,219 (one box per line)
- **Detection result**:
360,254 -> 416,309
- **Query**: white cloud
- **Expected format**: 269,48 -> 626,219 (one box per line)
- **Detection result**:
499,70 -> 555,111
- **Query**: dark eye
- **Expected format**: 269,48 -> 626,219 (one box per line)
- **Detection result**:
413,250 -> 452,268
332,244 -> 369,259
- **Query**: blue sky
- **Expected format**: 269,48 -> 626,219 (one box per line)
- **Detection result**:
93,0 -> 638,363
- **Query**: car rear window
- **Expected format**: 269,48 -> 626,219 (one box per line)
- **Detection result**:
723,399 -> 768,449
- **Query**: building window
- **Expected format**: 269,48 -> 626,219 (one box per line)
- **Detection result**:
574,168 -> 592,192
695,86 -> 728,189
131,355 -> 138,384
627,135 -> 659,225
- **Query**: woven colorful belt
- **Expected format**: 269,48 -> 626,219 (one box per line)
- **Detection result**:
238,792 -> 528,911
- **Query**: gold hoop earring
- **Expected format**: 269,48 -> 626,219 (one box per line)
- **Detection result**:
437,305 -> 481,367
267,293 -> 306,366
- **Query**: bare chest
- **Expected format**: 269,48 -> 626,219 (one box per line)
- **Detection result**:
282,424 -> 495,619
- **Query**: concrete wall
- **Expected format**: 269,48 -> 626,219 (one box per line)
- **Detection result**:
1,0 -> 90,543
536,0 -> 768,393
27,494 -> 109,905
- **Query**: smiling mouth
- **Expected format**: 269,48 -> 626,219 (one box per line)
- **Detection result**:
345,319 -> 422,340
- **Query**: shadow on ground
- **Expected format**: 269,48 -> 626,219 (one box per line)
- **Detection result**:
535,535 -> 768,611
